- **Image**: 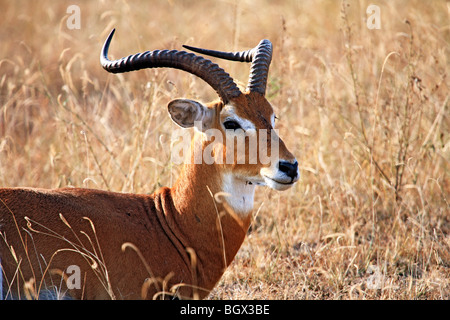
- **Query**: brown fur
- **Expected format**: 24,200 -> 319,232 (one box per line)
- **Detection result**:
0,92 -> 292,299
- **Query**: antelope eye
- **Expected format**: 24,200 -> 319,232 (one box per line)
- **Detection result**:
223,120 -> 241,130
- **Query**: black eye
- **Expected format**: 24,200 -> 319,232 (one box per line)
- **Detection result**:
223,120 -> 241,130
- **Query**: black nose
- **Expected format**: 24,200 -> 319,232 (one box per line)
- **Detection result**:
278,160 -> 298,181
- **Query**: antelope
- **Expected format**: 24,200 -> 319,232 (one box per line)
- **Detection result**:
0,29 -> 299,300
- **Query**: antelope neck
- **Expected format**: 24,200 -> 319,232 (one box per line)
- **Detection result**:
165,155 -> 253,291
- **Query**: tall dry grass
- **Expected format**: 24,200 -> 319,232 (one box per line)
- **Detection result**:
0,0 -> 448,299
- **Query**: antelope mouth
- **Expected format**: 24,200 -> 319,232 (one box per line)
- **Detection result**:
263,175 -> 294,185
263,175 -> 297,191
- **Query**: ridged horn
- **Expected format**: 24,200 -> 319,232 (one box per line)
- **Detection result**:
101,29 -> 242,103
183,39 -> 273,95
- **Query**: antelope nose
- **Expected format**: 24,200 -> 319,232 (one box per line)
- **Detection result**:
278,160 -> 299,181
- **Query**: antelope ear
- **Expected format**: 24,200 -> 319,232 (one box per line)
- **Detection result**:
168,99 -> 214,131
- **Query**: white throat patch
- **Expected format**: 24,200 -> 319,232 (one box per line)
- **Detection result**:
221,173 -> 256,217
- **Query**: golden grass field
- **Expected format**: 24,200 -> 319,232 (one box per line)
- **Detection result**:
0,0 -> 448,299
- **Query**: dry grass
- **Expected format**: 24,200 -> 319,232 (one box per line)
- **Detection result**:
0,0 -> 448,299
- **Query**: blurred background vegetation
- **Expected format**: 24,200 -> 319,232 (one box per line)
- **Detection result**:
0,0 -> 448,299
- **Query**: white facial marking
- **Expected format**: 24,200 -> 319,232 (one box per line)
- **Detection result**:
219,104 -> 298,193
221,104 -> 256,131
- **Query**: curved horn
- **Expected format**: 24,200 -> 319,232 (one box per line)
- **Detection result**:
101,29 -> 242,103
183,39 -> 273,95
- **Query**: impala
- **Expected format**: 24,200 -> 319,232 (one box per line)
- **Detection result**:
0,29 -> 299,300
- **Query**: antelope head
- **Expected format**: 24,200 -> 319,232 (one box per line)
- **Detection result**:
101,29 -> 299,216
